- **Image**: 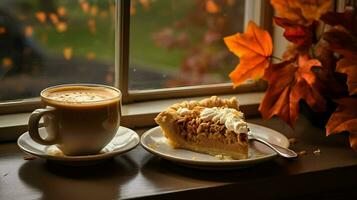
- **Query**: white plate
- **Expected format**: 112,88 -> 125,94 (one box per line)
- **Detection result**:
141,123 -> 289,169
17,126 -> 140,165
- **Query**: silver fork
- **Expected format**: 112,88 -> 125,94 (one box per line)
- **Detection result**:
248,132 -> 298,159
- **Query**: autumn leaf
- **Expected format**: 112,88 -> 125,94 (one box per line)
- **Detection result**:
274,17 -> 315,47
271,0 -> 332,25
321,6 -> 357,36
322,7 -> 357,96
139,0 -> 151,10
56,22 -> 67,33
88,19 -> 96,34
152,27 -> 188,50
99,11 -> 109,19
80,1 -> 90,13
336,55 -> 357,95
314,39 -> 348,98
35,12 -> 46,24
259,55 -> 326,127
204,30 -> 221,44
226,0 -> 235,6
24,26 -> 33,37
87,51 -> 96,61
57,6 -> 67,17
90,5 -> 98,16
323,30 -> 357,56
206,0 -> 220,14
326,98 -> 357,149
224,21 -> 273,87
0,26 -> 5,34
63,48 -> 73,60
323,30 -> 357,95
2,57 -> 13,70
49,13 -> 59,25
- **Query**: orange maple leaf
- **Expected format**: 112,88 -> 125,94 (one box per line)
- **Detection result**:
271,0 -> 332,25
259,55 -> 326,127
224,21 -> 272,87
326,98 -> 357,149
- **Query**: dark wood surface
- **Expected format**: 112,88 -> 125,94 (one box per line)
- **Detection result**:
1,115 -> 357,199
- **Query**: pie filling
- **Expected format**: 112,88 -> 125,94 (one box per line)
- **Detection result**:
175,107 -> 248,147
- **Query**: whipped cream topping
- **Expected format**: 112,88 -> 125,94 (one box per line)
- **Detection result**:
177,107 -> 191,116
200,107 -> 248,134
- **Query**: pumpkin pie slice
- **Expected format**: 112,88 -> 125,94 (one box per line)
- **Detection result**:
155,96 -> 248,160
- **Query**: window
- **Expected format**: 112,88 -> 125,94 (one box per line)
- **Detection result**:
0,0 -> 116,113
0,0 -> 271,113
120,0 -> 270,103
129,0 -> 245,90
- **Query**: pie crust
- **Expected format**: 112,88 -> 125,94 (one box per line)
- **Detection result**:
155,96 -> 248,159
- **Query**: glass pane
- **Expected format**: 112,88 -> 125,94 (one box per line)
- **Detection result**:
0,0 -> 115,101
129,0 -> 245,90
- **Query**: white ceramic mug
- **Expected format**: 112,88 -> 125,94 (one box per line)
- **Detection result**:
28,84 -> 121,156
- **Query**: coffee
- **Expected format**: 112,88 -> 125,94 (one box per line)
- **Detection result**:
42,86 -> 119,104
28,84 -> 122,156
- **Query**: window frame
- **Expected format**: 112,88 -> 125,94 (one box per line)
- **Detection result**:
0,0 -> 273,113
119,0 -> 273,103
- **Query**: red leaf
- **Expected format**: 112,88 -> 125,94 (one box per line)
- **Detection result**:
274,17 -> 315,47
323,30 -> 357,57
259,55 -> 326,127
321,6 -> 357,35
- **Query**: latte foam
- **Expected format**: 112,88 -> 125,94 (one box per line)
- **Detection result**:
42,85 -> 120,104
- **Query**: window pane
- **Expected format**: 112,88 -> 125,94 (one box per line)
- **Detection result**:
0,0 -> 115,101
129,0 -> 245,90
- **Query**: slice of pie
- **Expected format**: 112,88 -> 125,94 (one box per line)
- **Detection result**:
155,96 -> 248,160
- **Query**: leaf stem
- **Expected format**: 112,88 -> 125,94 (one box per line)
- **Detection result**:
317,23 -> 326,42
271,55 -> 282,61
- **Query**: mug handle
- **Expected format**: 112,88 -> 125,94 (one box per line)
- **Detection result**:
28,107 -> 58,145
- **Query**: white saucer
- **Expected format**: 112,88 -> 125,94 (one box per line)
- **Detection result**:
141,123 -> 289,169
17,126 -> 140,165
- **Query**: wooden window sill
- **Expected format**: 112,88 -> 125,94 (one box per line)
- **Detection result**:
1,114 -> 357,199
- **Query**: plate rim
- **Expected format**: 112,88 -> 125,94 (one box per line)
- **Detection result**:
140,123 -> 289,167
17,126 -> 140,162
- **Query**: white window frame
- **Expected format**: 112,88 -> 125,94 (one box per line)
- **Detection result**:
0,0 -> 272,113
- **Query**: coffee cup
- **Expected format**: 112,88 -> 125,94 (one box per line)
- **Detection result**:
28,84 -> 121,156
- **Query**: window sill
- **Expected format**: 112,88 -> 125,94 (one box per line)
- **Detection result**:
1,112 -> 357,199
0,92 -> 264,142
